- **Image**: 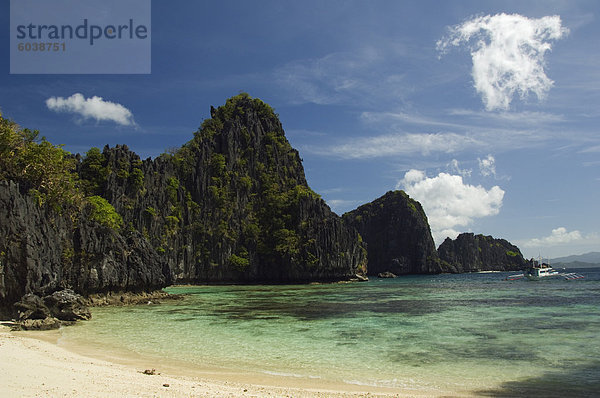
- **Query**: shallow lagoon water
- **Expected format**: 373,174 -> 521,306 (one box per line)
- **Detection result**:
59,269 -> 600,396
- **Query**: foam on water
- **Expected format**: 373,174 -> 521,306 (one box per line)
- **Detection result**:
57,269 -> 600,395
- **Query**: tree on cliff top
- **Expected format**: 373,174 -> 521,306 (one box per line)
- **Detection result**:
0,114 -> 81,211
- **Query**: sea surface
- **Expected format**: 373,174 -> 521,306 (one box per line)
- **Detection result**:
58,269 -> 600,396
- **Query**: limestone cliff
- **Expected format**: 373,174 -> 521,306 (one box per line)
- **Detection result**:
0,94 -> 367,311
99,94 -> 367,283
437,233 -> 528,272
0,180 -> 169,308
343,190 -> 445,275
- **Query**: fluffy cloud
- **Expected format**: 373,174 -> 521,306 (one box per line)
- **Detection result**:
523,227 -> 583,247
398,170 -> 505,244
437,13 -> 568,111
478,154 -> 496,177
46,93 -> 135,126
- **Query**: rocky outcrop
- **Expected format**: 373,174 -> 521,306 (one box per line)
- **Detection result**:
43,289 -> 91,321
13,293 -> 52,321
0,94 -> 367,312
343,190 -> 446,275
437,233 -> 529,272
12,289 -> 90,330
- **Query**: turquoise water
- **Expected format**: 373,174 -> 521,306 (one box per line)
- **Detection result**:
59,269 -> 600,396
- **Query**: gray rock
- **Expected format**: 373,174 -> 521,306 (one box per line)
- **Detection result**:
13,294 -> 51,320
18,316 -> 61,330
43,289 -> 91,321
438,233 -> 529,272
343,191 -> 446,275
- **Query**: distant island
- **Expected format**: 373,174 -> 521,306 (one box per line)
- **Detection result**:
550,252 -> 600,268
0,93 -> 531,327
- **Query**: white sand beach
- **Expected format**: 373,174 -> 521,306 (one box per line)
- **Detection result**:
0,325 -> 459,397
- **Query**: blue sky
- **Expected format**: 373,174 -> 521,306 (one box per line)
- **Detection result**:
1,0 -> 599,258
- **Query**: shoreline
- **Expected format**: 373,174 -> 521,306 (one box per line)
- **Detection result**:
0,324 -> 473,397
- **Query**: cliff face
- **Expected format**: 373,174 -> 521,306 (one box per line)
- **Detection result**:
343,190 -> 445,275
0,180 -> 168,308
0,94 -> 367,309
100,94 -> 366,283
437,233 -> 528,272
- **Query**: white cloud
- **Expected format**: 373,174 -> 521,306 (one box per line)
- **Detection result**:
397,170 -> 505,245
309,132 -> 481,159
448,159 -> 472,178
519,229 -> 600,258
523,227 -> 583,247
357,110 -> 559,153
579,145 -> 600,153
274,49 -> 379,105
274,47 -> 408,106
46,93 -> 136,126
478,154 -> 496,177
447,109 -> 565,124
437,13 -> 569,111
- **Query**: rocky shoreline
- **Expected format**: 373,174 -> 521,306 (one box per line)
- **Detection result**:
85,289 -> 184,307
3,288 -> 183,331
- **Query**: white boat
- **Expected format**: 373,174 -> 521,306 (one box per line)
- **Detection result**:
523,262 -> 559,280
505,257 -> 584,281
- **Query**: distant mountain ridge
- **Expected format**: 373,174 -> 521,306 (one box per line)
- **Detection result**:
550,252 -> 600,268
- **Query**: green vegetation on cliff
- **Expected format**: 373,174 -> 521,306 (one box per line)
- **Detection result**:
86,195 -> 123,230
80,147 -> 108,196
0,114 -> 81,211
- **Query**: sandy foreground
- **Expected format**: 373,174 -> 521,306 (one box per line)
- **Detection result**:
0,325 -> 466,397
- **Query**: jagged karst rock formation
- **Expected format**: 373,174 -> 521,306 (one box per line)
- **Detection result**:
0,93 -> 367,313
0,179 -> 170,309
437,233 -> 529,272
343,190 -> 446,275
101,94 -> 367,283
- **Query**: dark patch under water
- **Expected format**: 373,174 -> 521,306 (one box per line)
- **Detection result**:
476,361 -> 600,398
73,269 -> 600,395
